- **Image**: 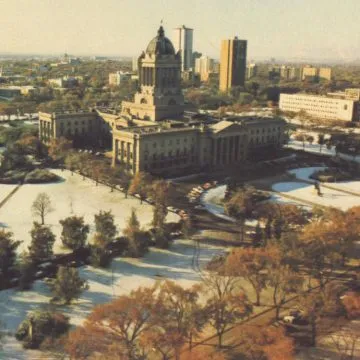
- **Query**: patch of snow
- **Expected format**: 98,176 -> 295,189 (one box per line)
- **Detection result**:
0,169 -> 179,254
272,181 -> 360,211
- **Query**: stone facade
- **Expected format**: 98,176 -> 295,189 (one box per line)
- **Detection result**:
112,117 -> 286,174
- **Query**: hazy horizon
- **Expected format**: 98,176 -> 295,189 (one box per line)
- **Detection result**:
1,0 -> 359,61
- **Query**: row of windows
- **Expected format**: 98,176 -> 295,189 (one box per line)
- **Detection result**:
250,127 -> 280,135
145,137 -> 196,149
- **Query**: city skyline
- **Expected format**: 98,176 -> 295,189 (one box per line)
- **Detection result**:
1,0 -> 360,62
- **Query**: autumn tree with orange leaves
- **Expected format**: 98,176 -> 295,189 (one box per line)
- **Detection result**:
226,247 -> 276,306
235,325 -> 294,360
65,285 -> 159,359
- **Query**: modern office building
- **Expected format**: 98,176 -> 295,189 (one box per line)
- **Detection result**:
279,90 -> 360,122
173,25 -> 193,71
219,37 -> 247,92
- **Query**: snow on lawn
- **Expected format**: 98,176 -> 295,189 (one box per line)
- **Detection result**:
0,239 -> 224,359
200,185 -> 259,226
272,182 -> 360,211
286,140 -> 360,164
0,169 -> 179,254
0,183 -> 18,203
289,167 -> 360,195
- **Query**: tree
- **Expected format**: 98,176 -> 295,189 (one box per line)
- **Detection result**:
29,222 -> 56,262
253,222 -> 263,247
89,159 -> 107,186
202,267 -> 253,347
235,325 -> 294,360
48,137 -> 72,162
318,133 -> 325,153
129,171 -> 151,204
268,262 -> 303,320
15,310 -> 69,349
123,209 -> 147,257
59,216 -> 90,251
273,216 -> 284,240
299,220 -> 344,288
65,285 -> 159,359
226,247 -> 272,306
94,210 -> 117,244
17,251 -> 36,290
0,230 -> 21,287
64,151 -> 80,175
156,281 -> 205,351
298,284 -> 345,346
342,291 -> 360,319
205,291 -> 252,347
50,266 -> 88,304
31,192 -> 54,225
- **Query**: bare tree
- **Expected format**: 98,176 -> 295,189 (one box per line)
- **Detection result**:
31,193 -> 54,225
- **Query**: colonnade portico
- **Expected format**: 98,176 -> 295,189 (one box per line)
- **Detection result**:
212,134 -> 247,167
112,138 -> 138,172
39,119 -> 53,143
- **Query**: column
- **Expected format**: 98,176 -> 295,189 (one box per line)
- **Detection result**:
212,138 -> 217,166
127,143 -> 131,166
232,136 -> 237,163
222,137 -> 227,165
120,141 -> 125,163
112,139 -> 119,167
237,135 -> 242,161
133,138 -> 137,172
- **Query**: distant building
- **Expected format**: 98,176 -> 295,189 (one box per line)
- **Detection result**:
109,71 -> 132,86
246,63 -> 257,79
38,110 -> 111,147
318,67 -> 332,81
132,57 -> 138,72
301,66 -> 332,81
279,65 -> 301,81
173,25 -> 193,71
192,51 -> 202,70
279,89 -> 360,122
0,86 -> 37,100
48,76 -> 80,89
220,37 -> 247,92
195,55 -> 215,82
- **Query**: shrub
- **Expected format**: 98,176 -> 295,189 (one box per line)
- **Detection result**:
25,169 -> 61,184
0,169 -> 27,184
15,310 -> 69,349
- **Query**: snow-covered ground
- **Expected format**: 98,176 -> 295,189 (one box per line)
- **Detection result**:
287,138 -> 360,164
0,239 -> 224,359
289,167 -> 360,195
200,185 -> 308,224
0,169 -> 179,254
272,181 -> 360,211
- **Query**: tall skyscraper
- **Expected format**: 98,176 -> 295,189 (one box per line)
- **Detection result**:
219,37 -> 247,92
173,25 -> 193,72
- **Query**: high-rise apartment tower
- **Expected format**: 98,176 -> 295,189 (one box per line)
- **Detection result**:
173,25 -> 193,71
219,37 -> 247,92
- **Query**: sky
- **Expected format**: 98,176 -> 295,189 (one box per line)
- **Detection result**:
0,0 -> 359,61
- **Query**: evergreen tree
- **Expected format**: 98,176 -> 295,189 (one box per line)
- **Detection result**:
123,209 -> 147,257
252,222 -> 263,247
94,210 -> 117,243
264,217 -> 272,244
59,216 -> 90,251
273,217 -> 284,241
50,266 -> 88,304
29,222 -> 56,262
0,230 -> 21,287
18,251 -> 36,290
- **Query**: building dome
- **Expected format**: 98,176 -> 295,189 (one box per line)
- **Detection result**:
146,26 -> 175,56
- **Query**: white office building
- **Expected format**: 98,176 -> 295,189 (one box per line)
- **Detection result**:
173,25 -> 193,71
279,92 -> 359,122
